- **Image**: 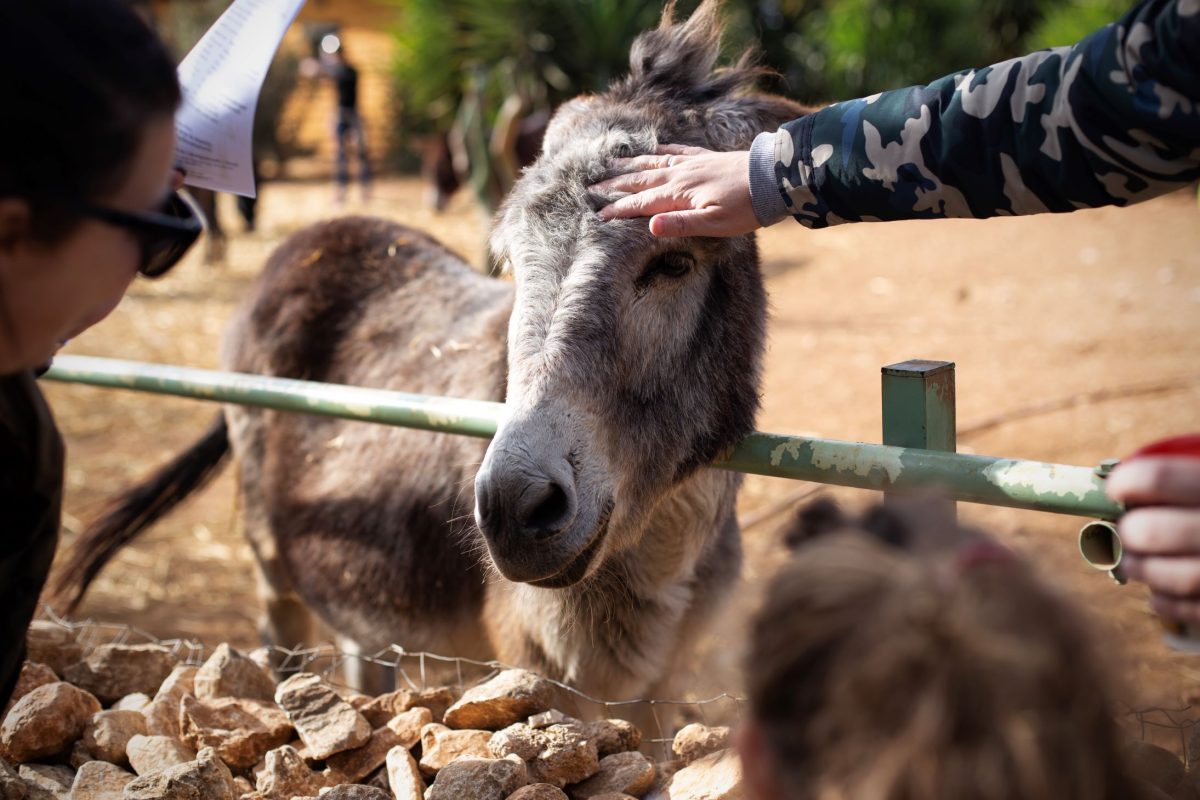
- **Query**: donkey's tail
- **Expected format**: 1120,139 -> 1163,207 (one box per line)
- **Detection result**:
52,413 -> 231,613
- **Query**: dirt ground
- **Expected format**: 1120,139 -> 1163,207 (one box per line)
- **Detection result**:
41,172 -> 1200,735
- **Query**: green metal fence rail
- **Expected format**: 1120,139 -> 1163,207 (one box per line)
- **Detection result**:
42,354 -> 1122,521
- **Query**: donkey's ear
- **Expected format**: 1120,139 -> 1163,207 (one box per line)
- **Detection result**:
703,92 -> 810,151
629,0 -> 723,92
626,0 -> 811,151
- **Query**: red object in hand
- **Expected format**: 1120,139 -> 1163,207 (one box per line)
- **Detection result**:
1126,435 -> 1200,461
1121,434 -> 1200,650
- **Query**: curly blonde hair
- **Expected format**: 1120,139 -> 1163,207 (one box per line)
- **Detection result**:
745,500 -> 1137,800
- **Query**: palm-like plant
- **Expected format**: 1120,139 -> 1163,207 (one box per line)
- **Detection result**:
388,0 -> 705,211
390,0 -> 668,132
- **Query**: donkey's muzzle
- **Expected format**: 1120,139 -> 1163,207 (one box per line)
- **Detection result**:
474,451 -> 587,583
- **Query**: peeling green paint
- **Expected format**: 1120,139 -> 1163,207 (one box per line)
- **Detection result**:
982,460 -> 1100,503
424,411 -> 465,428
768,440 -> 802,467
810,439 -> 903,482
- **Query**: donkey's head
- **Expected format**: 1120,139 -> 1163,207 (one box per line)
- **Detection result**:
474,0 -> 805,586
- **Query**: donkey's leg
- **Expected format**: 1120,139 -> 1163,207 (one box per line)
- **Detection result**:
254,562 -> 312,654
335,635 -> 396,697
239,478 -> 314,671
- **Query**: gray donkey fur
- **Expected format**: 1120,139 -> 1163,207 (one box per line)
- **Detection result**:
59,0 -> 809,711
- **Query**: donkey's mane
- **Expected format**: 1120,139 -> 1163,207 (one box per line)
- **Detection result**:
618,0 -> 771,107
535,0 -> 775,160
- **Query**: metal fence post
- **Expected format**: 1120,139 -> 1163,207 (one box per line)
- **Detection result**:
882,360 -> 957,513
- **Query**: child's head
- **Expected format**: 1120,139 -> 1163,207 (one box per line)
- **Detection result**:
739,499 -> 1135,800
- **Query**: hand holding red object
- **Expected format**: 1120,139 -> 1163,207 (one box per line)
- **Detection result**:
1106,435 -> 1200,632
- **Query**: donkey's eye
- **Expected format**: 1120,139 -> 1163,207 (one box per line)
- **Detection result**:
636,252 -> 694,288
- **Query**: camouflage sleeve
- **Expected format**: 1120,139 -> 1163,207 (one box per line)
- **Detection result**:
747,0 -> 1200,229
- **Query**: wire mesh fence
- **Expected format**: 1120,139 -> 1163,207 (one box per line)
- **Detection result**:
1119,703 -> 1200,769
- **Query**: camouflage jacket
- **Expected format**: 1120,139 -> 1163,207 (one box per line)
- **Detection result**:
748,0 -> 1200,229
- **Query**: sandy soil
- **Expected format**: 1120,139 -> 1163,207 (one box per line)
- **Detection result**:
41,174 -> 1200,741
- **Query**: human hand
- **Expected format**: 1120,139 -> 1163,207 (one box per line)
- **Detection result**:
1108,455 -> 1200,622
592,144 -> 759,238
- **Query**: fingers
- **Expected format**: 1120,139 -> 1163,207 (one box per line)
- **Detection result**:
656,144 -> 710,157
596,187 -> 687,220
1119,507 -> 1200,554
606,144 -> 711,175
1120,554 -> 1200,597
591,168 -> 671,194
1107,457 -> 1200,507
609,154 -> 676,173
649,208 -> 720,238
650,207 -> 762,238
1108,459 -> 1200,623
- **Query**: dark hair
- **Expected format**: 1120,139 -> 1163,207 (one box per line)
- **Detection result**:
0,0 -> 181,240
746,500 -> 1138,800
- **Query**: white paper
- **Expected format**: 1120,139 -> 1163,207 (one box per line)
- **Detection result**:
174,0 -> 306,197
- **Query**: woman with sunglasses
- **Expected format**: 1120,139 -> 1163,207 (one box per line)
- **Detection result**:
0,0 -> 200,708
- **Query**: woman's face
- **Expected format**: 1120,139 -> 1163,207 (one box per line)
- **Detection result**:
0,115 -> 177,374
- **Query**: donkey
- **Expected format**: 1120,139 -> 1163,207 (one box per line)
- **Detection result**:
59,0 -> 808,711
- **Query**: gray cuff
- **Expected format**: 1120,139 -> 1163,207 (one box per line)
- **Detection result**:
748,130 -> 790,227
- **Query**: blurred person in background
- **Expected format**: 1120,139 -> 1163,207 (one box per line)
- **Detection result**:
302,34 -> 372,205
594,0 -> 1200,630
0,0 -> 200,707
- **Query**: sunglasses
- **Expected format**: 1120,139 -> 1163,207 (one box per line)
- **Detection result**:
73,190 -> 204,278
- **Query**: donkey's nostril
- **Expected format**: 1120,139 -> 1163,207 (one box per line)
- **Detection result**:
477,453 -> 576,544
521,481 -> 571,539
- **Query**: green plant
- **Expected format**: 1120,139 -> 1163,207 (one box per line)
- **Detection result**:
388,0 -> 682,134
1025,0 -> 1135,50
759,0 -> 1050,102
387,0 -> 685,204
738,0 -> 1134,102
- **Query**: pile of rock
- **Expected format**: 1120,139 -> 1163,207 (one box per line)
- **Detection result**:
0,625 -> 736,800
